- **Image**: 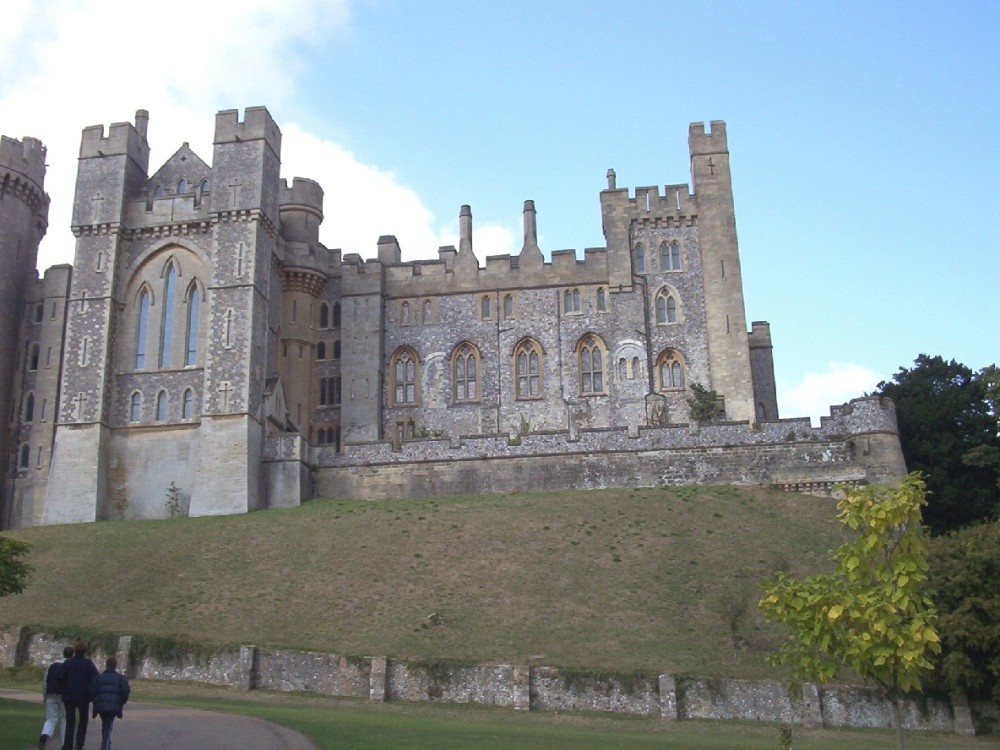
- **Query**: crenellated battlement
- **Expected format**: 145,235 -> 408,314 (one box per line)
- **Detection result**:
0,135 -> 47,188
214,107 -> 282,155
688,120 -> 728,156
79,111 -> 150,169
279,177 -> 324,218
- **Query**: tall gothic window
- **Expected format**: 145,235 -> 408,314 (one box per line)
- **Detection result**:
319,302 -> 329,329
182,388 -> 194,420
185,282 -> 201,366
130,392 -> 142,422
135,289 -> 150,369
159,263 -> 177,367
578,335 -> 606,395
156,390 -> 168,421
657,349 -> 685,390
634,243 -> 646,273
391,348 -> 418,405
452,344 -> 479,402
514,339 -> 542,399
655,288 -> 678,324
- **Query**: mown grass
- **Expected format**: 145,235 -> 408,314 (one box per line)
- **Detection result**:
0,486 -> 846,676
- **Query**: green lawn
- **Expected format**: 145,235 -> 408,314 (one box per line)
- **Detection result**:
0,486 -> 848,678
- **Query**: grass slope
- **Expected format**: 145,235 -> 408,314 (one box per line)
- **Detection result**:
0,486 -> 846,677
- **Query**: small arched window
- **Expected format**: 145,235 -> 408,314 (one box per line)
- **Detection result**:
129,392 -> 142,423
659,241 -> 681,271
333,340 -> 341,360
596,287 -> 607,312
24,393 -> 34,423
182,388 -> 194,420
200,178 -> 210,193
578,335 -> 606,395
401,301 -> 410,325
634,243 -> 646,273
20,444 -> 29,469
655,289 -> 678,324
657,349 -> 686,390
391,348 -> 419,405
332,303 -> 341,327
563,288 -> 581,313
317,341 -> 327,361
319,302 -> 330,329
453,344 -> 479,402
514,339 -> 543,399
480,296 -> 491,320
156,391 -> 168,421
177,178 -> 188,194
29,344 -> 39,371
423,299 -> 433,323
503,294 -> 514,319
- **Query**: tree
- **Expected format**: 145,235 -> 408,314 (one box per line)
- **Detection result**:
875,355 -> 999,534
686,381 -> 719,423
0,535 -> 32,597
759,474 -> 939,750
926,520 -> 1000,702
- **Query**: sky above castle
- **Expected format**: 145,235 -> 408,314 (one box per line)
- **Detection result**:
2,0 -> 997,423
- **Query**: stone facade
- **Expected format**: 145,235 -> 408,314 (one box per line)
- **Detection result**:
1,109 -> 905,527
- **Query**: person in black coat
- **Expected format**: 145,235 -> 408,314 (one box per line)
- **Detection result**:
39,645 -> 74,749
61,642 -> 99,750
88,656 -> 130,750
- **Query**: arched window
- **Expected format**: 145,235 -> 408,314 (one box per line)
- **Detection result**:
332,303 -> 341,327
391,348 -> 419,405
319,302 -> 329,329
333,340 -> 341,359
24,393 -> 34,423
423,299 -> 433,323
452,343 -> 479,402
153,185 -> 163,198
177,178 -> 187,194
578,335 -> 606,395
657,349 -> 686,390
317,341 -> 327,361
135,288 -> 150,368
503,294 -> 513,319
634,243 -> 645,273
596,287 -> 607,312
29,344 -> 39,371
655,288 -> 678,324
159,262 -> 177,367
563,288 -> 581,313
130,392 -> 142,422
514,339 -> 543,399
182,388 -> 194,420
401,301 -> 410,325
480,296 -> 491,320
200,178 -> 210,193
660,241 -> 681,271
185,282 -> 201,366
156,391 -> 168,421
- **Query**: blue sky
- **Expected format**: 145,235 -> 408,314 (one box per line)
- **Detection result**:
2,0 -> 997,422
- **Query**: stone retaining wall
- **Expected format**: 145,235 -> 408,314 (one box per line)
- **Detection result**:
2,625 -> 983,734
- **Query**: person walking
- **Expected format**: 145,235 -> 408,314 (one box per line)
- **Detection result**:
61,642 -> 99,750
39,646 -> 74,749
88,657 -> 130,750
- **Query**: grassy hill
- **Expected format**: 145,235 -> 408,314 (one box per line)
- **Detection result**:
0,485 -> 847,678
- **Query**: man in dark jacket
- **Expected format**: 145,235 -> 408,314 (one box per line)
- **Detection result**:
39,645 -> 74,749
61,642 -> 99,750
88,657 -> 130,750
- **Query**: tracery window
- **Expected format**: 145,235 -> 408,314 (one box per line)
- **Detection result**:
659,241 -> 681,271
514,339 -> 543,399
655,288 -> 678,324
578,335 -> 607,395
657,349 -> 686,390
452,343 -> 480,402
391,348 -> 419,405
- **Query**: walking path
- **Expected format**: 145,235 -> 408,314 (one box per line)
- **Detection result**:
1,689 -> 318,750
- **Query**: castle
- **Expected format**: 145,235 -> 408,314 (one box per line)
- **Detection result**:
0,108 -> 906,528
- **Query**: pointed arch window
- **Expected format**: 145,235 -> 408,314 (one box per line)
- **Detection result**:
452,344 -> 480,402
503,294 -> 514,319
333,340 -> 341,360
185,283 -> 201,366
596,287 -> 607,312
182,388 -> 194,420
391,348 -> 419,405
130,392 -> 142,423
135,288 -> 150,368
660,241 -> 681,271
514,339 -> 543,400
24,393 -> 34,423
480,296 -> 491,320
177,178 -> 188,194
317,341 -> 327,361
634,243 -> 646,273
655,288 -> 678,324
657,349 -> 686,390
156,390 -> 168,421
332,303 -> 341,327
319,302 -> 330,329
578,335 -> 606,395
423,299 -> 433,322
159,263 -> 177,367
401,301 -> 410,325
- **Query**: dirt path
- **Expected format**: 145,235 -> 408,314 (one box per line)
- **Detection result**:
1,689 -> 318,750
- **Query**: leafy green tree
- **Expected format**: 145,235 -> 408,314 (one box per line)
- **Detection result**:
926,520 -> 1000,701
0,536 -> 32,597
686,381 -> 719,423
875,355 -> 999,534
759,474 -> 939,750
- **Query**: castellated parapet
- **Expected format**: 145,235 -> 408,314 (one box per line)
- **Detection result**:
0,108 -> 906,527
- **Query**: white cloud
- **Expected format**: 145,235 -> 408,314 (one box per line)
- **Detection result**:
778,362 -> 881,426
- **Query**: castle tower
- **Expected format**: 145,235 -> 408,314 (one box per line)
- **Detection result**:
43,114 -> 150,524
188,108 -> 284,516
689,121 -> 756,422
0,135 -> 49,528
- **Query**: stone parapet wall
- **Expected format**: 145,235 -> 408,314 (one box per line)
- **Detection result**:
0,626 -> 980,734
